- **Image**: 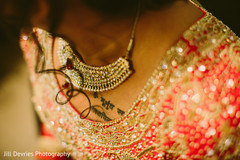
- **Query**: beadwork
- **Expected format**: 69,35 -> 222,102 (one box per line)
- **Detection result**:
57,41 -> 132,92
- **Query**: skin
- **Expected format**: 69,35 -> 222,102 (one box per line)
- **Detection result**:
31,0 -> 203,122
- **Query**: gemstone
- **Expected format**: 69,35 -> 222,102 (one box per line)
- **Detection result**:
22,35 -> 28,40
138,144 -> 142,149
199,65 -> 206,72
192,94 -> 200,103
224,138 -> 231,146
62,82 -> 69,88
187,67 -> 193,72
66,58 -> 73,70
151,105 -> 156,111
159,112 -> 165,119
207,149 -> 214,156
59,118 -> 64,124
162,64 -> 168,70
139,123 -> 145,128
57,127 -> 63,132
208,128 -> 216,136
211,38 -> 216,43
147,131 -> 151,137
142,96 -> 147,102
132,134 -> 137,139
176,47 -> 183,53
50,121 -> 55,126
226,79 -> 234,88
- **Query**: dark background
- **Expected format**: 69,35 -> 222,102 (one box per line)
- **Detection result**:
0,0 -> 239,81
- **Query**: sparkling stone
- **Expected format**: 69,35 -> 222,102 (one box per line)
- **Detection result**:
138,144 -> 142,149
92,138 -> 96,142
227,79 -> 234,88
22,35 -> 28,40
159,90 -> 164,95
130,112 -> 135,117
112,126 -> 117,130
57,127 -> 63,132
227,105 -> 234,115
109,142 -> 113,145
158,152 -> 164,157
170,78 -> 174,83
84,142 -> 88,146
132,134 -> 137,139
152,79 -> 157,85
170,131 -> 177,137
147,131 -> 151,137
210,85 -> 216,92
160,86 -> 164,90
159,112 -> 165,119
229,36 -> 234,41
151,105 -> 156,111
187,67 -> 193,72
176,47 -> 183,53
122,139 -> 126,142
211,38 -> 216,43
50,121 -> 55,126
224,138 -> 231,146
208,128 -> 216,136
199,65 -> 206,72
123,122 -> 128,126
142,96 -> 147,102
73,115 -> 78,121
181,94 -> 188,101
207,149 -> 214,156
139,123 -> 145,128
162,64 -> 168,70
59,118 -> 64,124
192,94 -> 200,103
171,60 -> 177,66
57,106 -> 61,111
208,51 -> 214,59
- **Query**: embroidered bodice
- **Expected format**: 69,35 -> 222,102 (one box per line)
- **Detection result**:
21,4 -> 240,160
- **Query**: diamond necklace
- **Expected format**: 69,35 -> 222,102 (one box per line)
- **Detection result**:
57,3 -> 141,92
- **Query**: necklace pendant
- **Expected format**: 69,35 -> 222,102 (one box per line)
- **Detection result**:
65,57 -> 132,92
58,41 -> 132,92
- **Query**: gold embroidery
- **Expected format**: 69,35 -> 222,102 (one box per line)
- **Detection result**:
21,7 -> 240,160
